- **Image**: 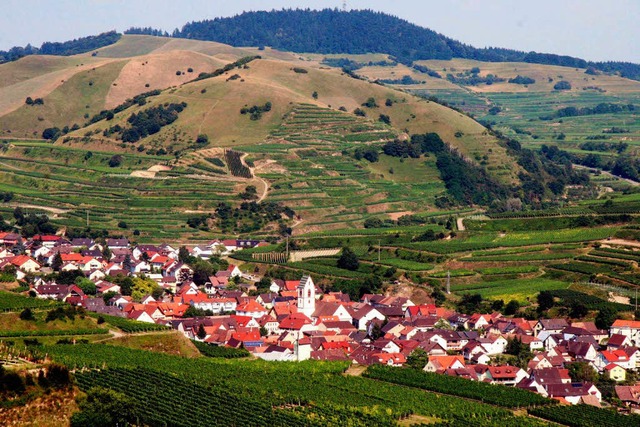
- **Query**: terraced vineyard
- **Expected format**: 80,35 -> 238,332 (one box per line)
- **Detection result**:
45,343 -> 554,427
237,104 -> 447,232
0,141 -> 240,241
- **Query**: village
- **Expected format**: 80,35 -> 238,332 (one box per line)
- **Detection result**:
1,230 -> 640,413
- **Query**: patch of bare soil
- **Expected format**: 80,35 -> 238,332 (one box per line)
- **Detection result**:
130,170 -> 156,178
388,211 -> 413,221
602,239 -> 640,248
366,203 -> 392,214
148,164 -> 171,172
0,389 -> 79,427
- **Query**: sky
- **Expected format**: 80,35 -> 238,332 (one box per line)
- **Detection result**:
0,0 -> 638,63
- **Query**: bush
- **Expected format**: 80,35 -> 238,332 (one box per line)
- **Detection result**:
196,134 -> 209,144
553,80 -> 572,90
19,308 -> 35,321
108,155 -> 122,168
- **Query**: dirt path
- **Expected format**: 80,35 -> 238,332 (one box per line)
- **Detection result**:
456,217 -> 466,231
602,238 -> 640,248
198,100 -> 219,135
7,203 -> 68,215
242,153 -> 269,202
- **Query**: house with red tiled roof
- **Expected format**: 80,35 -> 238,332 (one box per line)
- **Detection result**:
610,319 -> 640,346
596,349 -> 634,370
607,333 -> 632,349
546,383 -> 601,405
236,300 -> 268,318
371,352 -> 406,366
279,312 -> 314,332
604,363 -> 626,382
615,385 -> 640,408
9,255 -> 40,273
424,355 -> 465,373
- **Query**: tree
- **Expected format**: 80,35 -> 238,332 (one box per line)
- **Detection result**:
312,91 -> 318,99
570,302 -> 588,319
504,299 -> 520,315
70,387 -> 136,427
567,361 -> 597,383
192,260 -> 214,286
108,155 -> 123,167
51,252 -> 63,271
197,323 -> 207,339
123,254 -> 132,272
178,246 -> 192,263
46,363 -> 71,389
537,290 -> 554,312
406,348 -> 428,370
102,291 -> 117,304
553,80 -> 572,90
337,247 -> 359,271
196,134 -> 209,144
19,308 -> 35,321
75,277 -> 97,295
595,307 -> 616,329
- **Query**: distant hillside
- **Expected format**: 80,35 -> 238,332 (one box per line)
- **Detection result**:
0,31 -> 121,63
147,9 -> 639,80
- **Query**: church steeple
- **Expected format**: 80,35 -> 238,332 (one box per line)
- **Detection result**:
297,275 -> 315,317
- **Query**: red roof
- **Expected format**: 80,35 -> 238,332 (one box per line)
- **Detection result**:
10,255 -> 38,267
612,319 -> 640,329
236,300 -> 266,313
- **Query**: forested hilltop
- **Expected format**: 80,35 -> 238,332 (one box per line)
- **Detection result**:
126,9 -> 640,80
0,31 -> 120,63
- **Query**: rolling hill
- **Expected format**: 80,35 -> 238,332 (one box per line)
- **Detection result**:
0,32 -> 635,239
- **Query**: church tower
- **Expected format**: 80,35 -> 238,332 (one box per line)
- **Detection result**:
297,275 -> 315,317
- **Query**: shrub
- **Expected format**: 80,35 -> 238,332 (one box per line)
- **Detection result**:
108,155 -> 123,167
553,80 -> 572,90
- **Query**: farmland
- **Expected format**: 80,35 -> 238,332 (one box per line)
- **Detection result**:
42,343 -> 556,426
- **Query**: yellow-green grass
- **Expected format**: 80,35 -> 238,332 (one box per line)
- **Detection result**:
105,49 -> 228,108
103,330 -> 201,358
68,56 -> 514,178
452,278 -> 570,303
0,60 -> 127,138
91,34 -> 172,58
0,311 -> 101,334
0,55 -> 113,118
416,58 -> 640,94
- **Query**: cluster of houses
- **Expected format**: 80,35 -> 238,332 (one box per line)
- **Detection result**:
2,232 -> 640,410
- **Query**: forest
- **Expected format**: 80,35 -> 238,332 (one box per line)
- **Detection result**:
0,31 -> 120,63
153,9 -> 640,80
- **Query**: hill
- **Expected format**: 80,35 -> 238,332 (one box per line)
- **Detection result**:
0,35 -> 625,239
150,9 -> 640,80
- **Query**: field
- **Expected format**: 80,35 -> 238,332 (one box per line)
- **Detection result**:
42,343 -> 558,426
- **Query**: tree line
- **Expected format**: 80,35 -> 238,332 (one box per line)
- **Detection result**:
125,9 -> 640,80
0,31 -> 120,63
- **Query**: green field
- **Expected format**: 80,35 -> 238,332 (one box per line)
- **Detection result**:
39,343 -> 557,426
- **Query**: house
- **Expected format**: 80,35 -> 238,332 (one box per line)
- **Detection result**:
607,333 -> 632,349
424,355 -> 465,373
545,383 -> 601,405
349,304 -> 385,330
615,385 -> 640,408
610,319 -> 640,346
603,363 -> 626,382
106,238 -> 129,249
534,318 -> 569,337
485,365 -> 528,386
531,368 -> 572,387
371,352 -> 406,367
235,300 -> 268,319
9,255 -> 40,273
596,349 -> 634,371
